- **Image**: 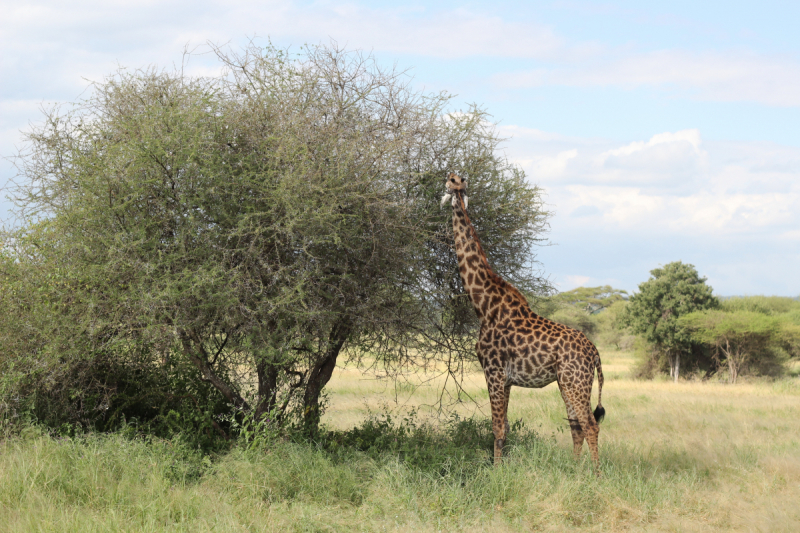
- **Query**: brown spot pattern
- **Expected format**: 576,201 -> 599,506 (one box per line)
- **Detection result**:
444,173 -> 605,475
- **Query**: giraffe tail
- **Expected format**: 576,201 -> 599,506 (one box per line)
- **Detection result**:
593,351 -> 606,423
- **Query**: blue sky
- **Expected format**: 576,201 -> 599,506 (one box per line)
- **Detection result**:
2,0 -> 799,295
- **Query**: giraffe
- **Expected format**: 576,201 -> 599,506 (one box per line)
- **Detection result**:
441,173 -> 606,475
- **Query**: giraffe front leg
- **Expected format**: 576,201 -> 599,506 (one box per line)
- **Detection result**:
486,371 -> 508,466
503,384 -> 511,436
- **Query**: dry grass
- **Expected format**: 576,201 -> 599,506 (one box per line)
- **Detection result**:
2,348 -> 799,532
322,349 -> 800,531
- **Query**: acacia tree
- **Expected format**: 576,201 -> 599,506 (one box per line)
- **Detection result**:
551,286 -> 628,314
679,297 -> 800,382
679,311 -> 783,383
623,262 -> 718,382
538,285 -> 628,339
4,43 -> 549,433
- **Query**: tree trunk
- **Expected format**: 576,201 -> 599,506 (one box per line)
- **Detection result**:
254,360 -> 279,421
667,350 -> 680,383
729,340 -> 739,384
302,317 -> 351,434
672,352 -> 680,383
179,330 -> 250,411
725,338 -> 739,384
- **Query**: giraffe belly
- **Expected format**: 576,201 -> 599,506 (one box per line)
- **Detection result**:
505,361 -> 557,389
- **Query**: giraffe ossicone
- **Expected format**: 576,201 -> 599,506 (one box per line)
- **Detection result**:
443,172 -> 605,475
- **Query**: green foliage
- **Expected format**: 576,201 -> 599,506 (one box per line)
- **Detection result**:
624,262 -> 719,349
547,306 -> 598,338
317,409 -> 534,472
537,286 -> 630,344
680,309 -> 796,382
623,261 -> 719,381
2,43 -> 549,435
594,300 -> 635,349
550,285 -> 628,314
0,414 -> 735,531
722,295 -> 800,315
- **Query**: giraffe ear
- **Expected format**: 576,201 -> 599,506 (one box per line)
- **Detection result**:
463,196 -> 469,210
440,192 -> 453,208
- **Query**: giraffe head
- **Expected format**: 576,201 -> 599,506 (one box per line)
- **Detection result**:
440,172 -> 468,209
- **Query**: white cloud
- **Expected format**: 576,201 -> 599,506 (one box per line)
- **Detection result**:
495,50 -> 800,107
561,275 -> 591,290
509,128 -> 800,294
0,1 -> 566,65
595,130 -> 708,189
521,149 -> 577,180
601,129 -> 702,159
500,127 -> 800,239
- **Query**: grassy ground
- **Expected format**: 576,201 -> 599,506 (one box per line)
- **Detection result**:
2,349 -> 799,532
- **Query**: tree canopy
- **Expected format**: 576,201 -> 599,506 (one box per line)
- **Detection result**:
622,261 -> 718,382
679,298 -> 800,383
551,285 -> 628,313
1,43 -> 550,434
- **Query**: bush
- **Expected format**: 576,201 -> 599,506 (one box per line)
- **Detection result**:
539,286 -> 630,347
547,307 -> 597,340
316,409 -> 538,474
594,300 -> 631,348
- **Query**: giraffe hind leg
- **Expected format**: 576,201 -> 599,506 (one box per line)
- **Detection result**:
560,389 -> 585,459
575,406 -> 600,476
568,419 -> 585,459
561,382 -> 601,475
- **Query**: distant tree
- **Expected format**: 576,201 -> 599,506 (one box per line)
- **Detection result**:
551,285 -> 628,314
546,306 -> 597,339
679,310 -> 794,383
2,42 -> 550,434
539,286 -> 628,341
721,295 -> 800,316
623,262 -> 718,382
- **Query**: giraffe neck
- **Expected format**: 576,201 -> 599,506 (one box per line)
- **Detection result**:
451,191 -> 501,321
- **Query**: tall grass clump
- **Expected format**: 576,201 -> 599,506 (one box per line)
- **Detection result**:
2,400 -> 787,531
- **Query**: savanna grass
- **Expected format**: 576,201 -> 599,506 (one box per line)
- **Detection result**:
0,419 -> 761,532
2,349 -> 799,531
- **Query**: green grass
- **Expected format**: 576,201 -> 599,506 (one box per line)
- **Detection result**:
2,349 -> 800,531
0,426 -> 716,532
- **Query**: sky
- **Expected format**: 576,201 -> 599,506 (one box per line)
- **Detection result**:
2,0 -> 799,296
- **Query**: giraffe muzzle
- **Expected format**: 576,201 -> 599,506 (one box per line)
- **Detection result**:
441,188 -> 468,209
